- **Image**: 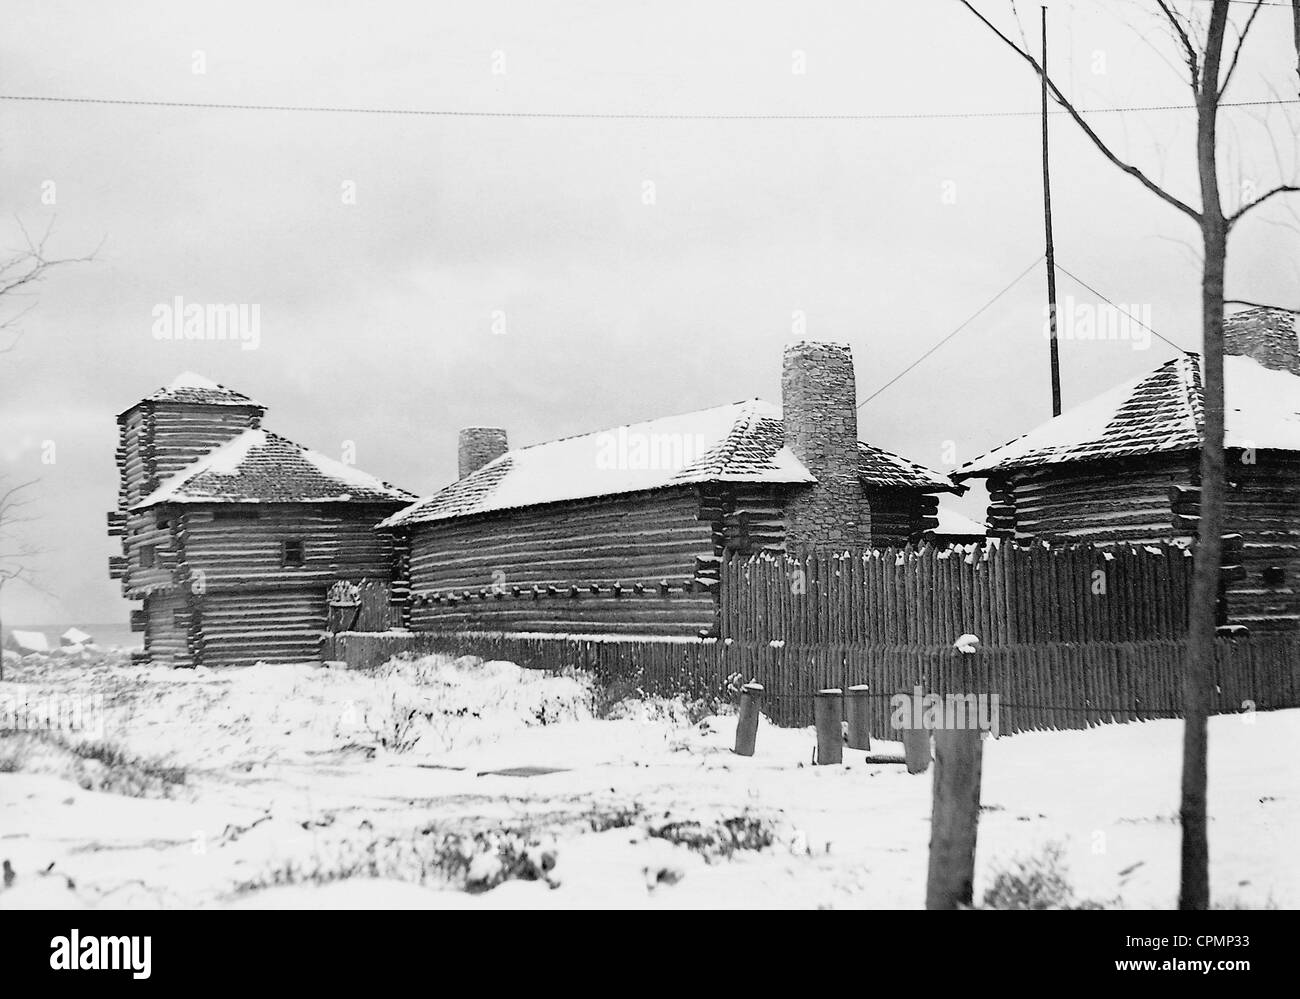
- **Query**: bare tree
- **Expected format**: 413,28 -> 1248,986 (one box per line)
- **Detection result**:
958,0 -> 1298,909
0,219 -> 97,675
1,217 -> 100,354
1293,0 -> 1299,92
0,479 -> 45,681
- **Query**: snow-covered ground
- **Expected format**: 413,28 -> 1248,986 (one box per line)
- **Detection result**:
0,652 -> 1294,909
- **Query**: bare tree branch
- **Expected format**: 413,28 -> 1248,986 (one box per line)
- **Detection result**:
0,217 -> 102,350
0,480 -> 43,605
957,1 -> 1202,221
1229,183 -> 1300,224
1293,0 -> 1300,94
1218,1 -> 1265,100
1225,298 -> 1300,314
0,478 -> 39,519
1151,231 -> 1204,268
1156,0 -> 1202,94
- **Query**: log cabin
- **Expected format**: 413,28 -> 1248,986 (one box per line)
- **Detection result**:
110,373 -> 414,666
954,307 -> 1300,632
381,341 -> 959,637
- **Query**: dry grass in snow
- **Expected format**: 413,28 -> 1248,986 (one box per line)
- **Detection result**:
1,650 -> 1295,910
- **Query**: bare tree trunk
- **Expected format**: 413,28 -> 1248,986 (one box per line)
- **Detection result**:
961,0 -> 1295,913
1181,0 -> 1231,913
1293,0 -> 1300,92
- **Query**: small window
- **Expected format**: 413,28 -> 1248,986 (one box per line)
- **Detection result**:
1262,565 -> 1286,587
282,539 -> 306,567
139,543 -> 156,568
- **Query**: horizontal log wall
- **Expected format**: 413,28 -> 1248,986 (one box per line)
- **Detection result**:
143,591 -> 191,667
115,398 -> 262,601
405,487 -> 717,635
199,589 -> 329,667
117,409 -> 150,513
116,402 -> 262,511
1004,457 -> 1191,544
699,483 -> 788,557
864,487 -> 939,546
1222,455 -> 1300,632
179,503 -> 401,666
180,504 -> 398,591
140,402 -> 263,498
122,510 -> 181,595
321,631 -> 1300,734
988,453 -> 1299,631
718,541 -> 1195,645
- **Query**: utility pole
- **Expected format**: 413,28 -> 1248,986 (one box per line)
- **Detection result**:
1042,4 -> 1062,417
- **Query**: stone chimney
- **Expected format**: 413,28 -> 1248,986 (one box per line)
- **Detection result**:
458,427 -> 508,479
1223,307 -> 1300,376
781,341 -> 871,551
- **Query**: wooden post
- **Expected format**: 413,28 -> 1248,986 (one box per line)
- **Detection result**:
1041,3 -> 1061,418
734,682 -> 763,757
814,688 -> 843,765
925,728 -> 984,910
902,726 -> 931,774
845,684 -> 871,750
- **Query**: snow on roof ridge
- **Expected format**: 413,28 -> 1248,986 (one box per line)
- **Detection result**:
934,504 -> 987,536
381,399 -> 802,528
135,428 -> 264,505
119,371 -> 264,417
954,361 -> 1189,478
956,351 -> 1300,478
506,398 -> 773,455
133,426 -> 413,508
383,395 -> 954,529
168,371 -> 224,391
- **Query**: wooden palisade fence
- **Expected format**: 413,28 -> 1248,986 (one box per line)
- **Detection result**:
322,630 -> 1300,736
718,541 -> 1194,645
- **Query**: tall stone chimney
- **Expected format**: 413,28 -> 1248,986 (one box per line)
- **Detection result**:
1223,307 -> 1300,376
458,427 -> 508,479
781,341 -> 871,552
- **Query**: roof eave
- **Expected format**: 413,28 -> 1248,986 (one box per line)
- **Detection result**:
954,446 -> 1203,481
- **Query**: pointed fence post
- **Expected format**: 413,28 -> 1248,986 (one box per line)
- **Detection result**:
733,682 -> 763,756
814,688 -> 843,764
925,727 -> 984,910
845,684 -> 872,750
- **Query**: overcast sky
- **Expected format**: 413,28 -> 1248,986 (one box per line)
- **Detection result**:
2,0 -> 1296,625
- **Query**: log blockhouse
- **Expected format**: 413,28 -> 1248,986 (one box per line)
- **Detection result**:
956,307 -> 1300,633
382,341 -> 960,637
111,373 -> 414,666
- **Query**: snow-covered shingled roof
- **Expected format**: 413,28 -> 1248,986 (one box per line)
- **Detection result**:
956,352 -> 1300,479
120,372 -> 264,416
61,627 -> 93,645
932,505 -> 987,537
382,399 -> 955,529
5,629 -> 49,653
132,428 -> 415,509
